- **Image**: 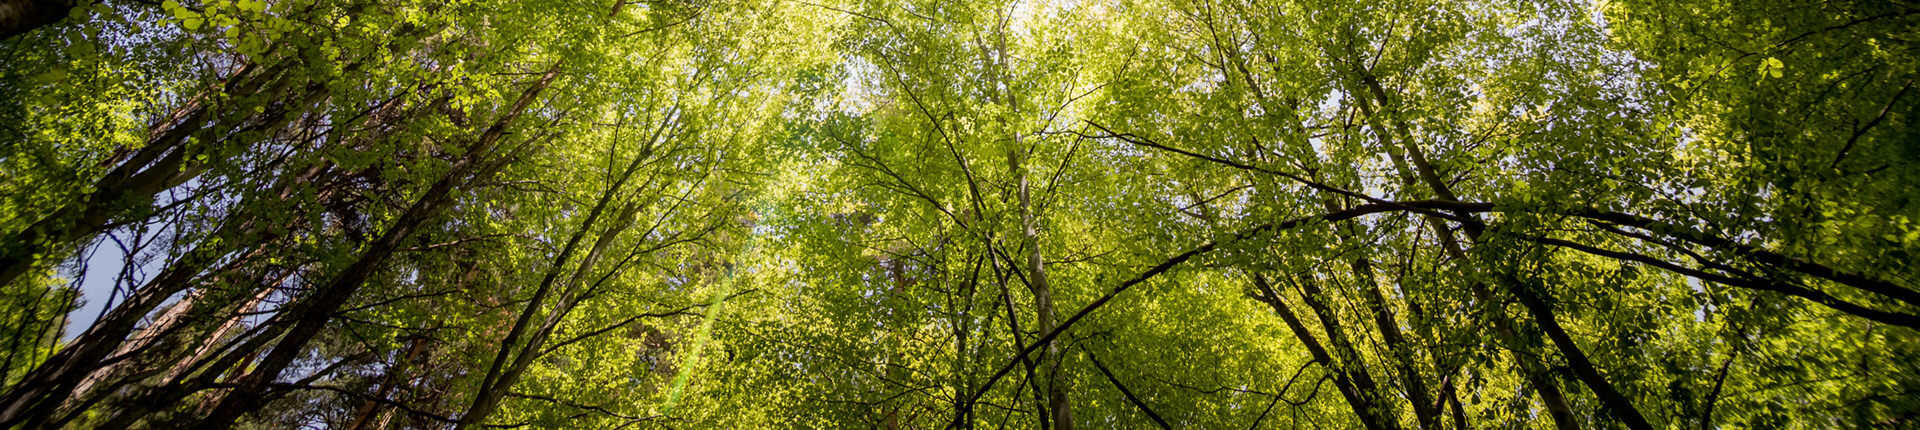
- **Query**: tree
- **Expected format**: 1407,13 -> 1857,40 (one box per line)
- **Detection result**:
1,0 -> 1914,428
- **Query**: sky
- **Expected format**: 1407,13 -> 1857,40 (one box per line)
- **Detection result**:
59,197 -> 187,342
63,235 -> 138,341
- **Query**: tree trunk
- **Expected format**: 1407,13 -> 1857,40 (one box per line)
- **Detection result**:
0,60 -> 304,291
1316,191 -> 1439,430
1016,143 -> 1073,430
0,156 -> 329,430
192,65 -> 560,428
0,0 -> 75,41
1251,274 -> 1402,430
347,336 -> 431,430
1511,279 -> 1653,430
458,196 -> 640,428
1348,257 -> 1441,430
159,284 -> 277,385
1348,59 -> 1610,430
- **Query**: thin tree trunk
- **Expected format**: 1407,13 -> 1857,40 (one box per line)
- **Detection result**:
1517,343 -> 1581,430
456,118 -> 669,428
1348,257 -> 1441,430
1316,191 -> 1439,430
458,198 -> 641,428
1511,280 -> 1653,430
1296,274 -> 1406,430
0,60 -> 304,291
193,65 -> 560,428
1251,274 -> 1401,430
1017,144 -> 1073,430
1347,58 -> 1619,429
160,283 -> 277,385
63,288 -> 207,401
347,336 -> 430,430
986,194 -> 1053,430
0,149 -> 329,430
994,256 -> 1052,430
1440,376 -> 1469,430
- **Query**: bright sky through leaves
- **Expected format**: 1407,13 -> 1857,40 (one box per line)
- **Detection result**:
0,0 -> 1915,428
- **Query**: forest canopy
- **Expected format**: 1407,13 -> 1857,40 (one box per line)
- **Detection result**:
0,0 -> 1916,428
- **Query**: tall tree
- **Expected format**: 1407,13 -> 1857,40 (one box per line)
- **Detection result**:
1,0 -> 1914,428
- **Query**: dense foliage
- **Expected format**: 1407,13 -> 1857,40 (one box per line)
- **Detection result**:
1,0 -> 1915,427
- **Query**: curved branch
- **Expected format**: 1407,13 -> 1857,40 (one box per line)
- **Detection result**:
1528,236 -> 1920,329
1082,347 -> 1171,429
947,200 -> 1472,429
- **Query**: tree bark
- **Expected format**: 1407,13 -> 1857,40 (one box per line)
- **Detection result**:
1348,257 -> 1441,430
1017,145 -> 1073,430
1510,279 -> 1654,430
1348,59 -> 1614,429
192,65 -> 560,428
0,146 -> 329,430
0,60 -> 306,291
1251,274 -> 1402,430
1315,190 -> 1440,430
0,0 -> 75,41
457,188 -> 643,428
347,336 -> 431,430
